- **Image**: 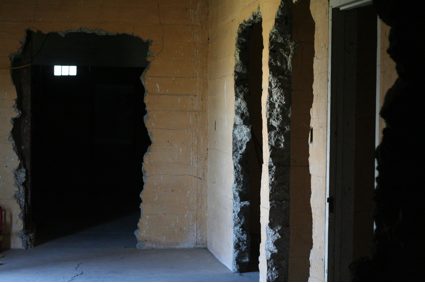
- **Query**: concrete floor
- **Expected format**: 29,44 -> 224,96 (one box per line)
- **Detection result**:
0,213 -> 258,282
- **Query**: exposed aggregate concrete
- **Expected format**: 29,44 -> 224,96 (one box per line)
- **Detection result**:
265,0 -> 296,281
232,10 -> 262,274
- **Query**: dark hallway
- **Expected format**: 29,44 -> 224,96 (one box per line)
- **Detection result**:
31,65 -> 150,244
10,31 -> 152,246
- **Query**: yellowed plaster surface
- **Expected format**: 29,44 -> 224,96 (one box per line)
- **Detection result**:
208,0 -> 277,275
0,0 -> 208,249
208,0 -> 316,280
308,0 -> 329,281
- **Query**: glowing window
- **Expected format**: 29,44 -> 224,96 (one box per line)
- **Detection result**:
54,65 -> 77,76
54,65 -> 61,76
69,66 -> 77,76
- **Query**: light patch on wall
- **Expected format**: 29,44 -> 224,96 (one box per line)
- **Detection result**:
54,65 -> 77,76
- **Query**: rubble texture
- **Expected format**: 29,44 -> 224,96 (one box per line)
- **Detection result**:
350,0 -> 425,281
265,1 -> 296,281
9,34 -> 34,249
207,1 -> 317,279
232,11 -> 262,273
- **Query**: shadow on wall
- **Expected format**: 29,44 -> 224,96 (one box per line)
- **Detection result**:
288,0 -> 315,281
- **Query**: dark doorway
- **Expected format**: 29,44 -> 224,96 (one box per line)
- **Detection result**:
328,5 -> 377,281
11,30 -> 151,246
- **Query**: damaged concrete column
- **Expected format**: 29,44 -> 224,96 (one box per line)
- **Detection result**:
265,0 -> 296,281
10,32 -> 35,249
232,11 -> 262,273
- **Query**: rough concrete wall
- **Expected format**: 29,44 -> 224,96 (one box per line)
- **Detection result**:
232,11 -> 262,273
208,0 -> 314,280
208,2 -> 263,270
0,0 -> 208,249
207,0 -> 285,275
265,1 -> 297,281
307,0 -> 329,281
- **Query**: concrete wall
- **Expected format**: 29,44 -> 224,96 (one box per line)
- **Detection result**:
0,0 -> 208,249
206,1 -> 394,281
207,0 -> 315,280
308,0 -> 329,281
0,0 -> 398,280
207,1 -> 265,269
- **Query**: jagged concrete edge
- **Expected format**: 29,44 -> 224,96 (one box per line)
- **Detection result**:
8,27 -> 152,249
9,30 -> 34,249
232,9 -> 262,273
134,42 -> 154,250
265,0 -> 296,281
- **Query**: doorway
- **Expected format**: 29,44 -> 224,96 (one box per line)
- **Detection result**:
327,4 -> 377,281
11,30 -> 151,246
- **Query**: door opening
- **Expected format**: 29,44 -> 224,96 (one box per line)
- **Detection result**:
327,4 -> 377,281
11,30 -> 151,247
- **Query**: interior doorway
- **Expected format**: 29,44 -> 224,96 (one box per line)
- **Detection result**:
232,15 -> 263,273
11,30 -> 151,246
327,4 -> 377,281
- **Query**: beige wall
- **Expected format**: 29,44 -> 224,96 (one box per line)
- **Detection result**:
0,0 -> 208,249
207,0 -> 317,280
207,0 -> 284,273
308,0 -> 329,281
207,1 -> 268,270
0,0 -> 396,280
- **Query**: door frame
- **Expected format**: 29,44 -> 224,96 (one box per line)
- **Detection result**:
325,0 -> 380,280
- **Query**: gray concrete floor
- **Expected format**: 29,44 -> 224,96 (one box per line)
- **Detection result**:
0,213 -> 258,282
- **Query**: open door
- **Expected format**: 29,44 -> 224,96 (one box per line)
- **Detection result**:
326,1 -> 378,280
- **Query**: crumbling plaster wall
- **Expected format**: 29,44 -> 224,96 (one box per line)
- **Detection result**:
0,0 -> 208,249
207,0 -> 283,275
208,0 -> 314,280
